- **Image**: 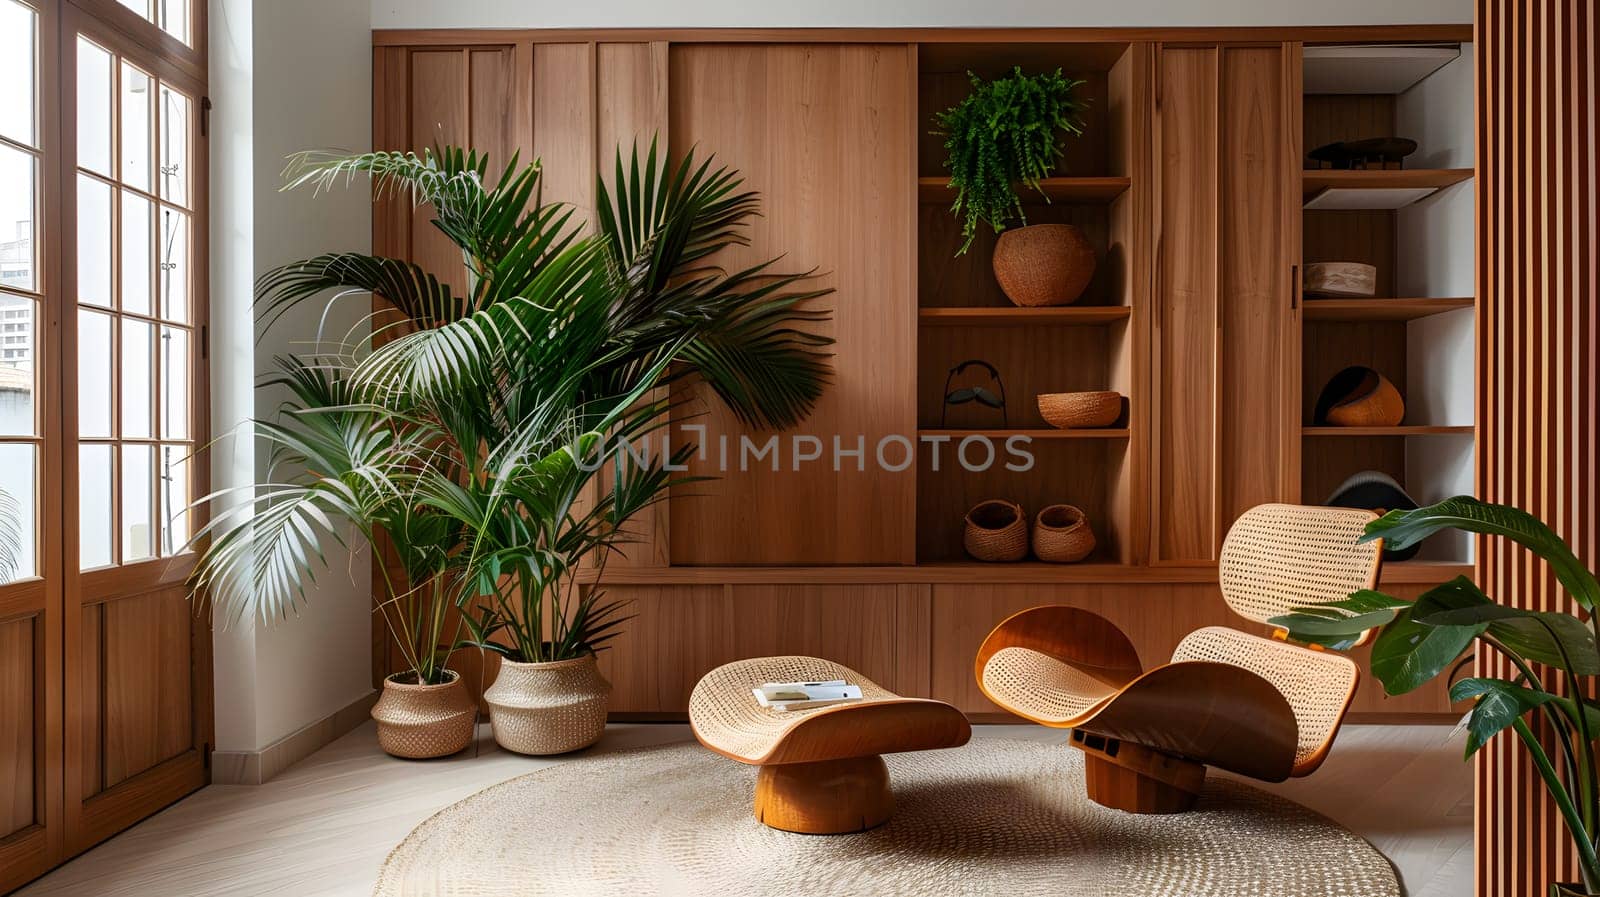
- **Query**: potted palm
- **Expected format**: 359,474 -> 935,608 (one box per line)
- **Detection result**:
1270,497 -> 1600,896
191,141 -> 833,758
935,66 -> 1091,305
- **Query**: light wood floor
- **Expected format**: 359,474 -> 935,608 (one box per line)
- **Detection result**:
18,723 -> 1471,897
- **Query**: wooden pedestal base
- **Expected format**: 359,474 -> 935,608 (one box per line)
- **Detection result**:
754,755 -> 895,834
1073,730 -> 1206,814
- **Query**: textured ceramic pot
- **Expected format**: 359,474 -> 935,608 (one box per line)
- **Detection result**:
371,670 -> 476,759
484,654 -> 611,755
992,223 -> 1097,307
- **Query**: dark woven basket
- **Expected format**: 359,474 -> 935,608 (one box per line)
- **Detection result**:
963,500 -> 1029,562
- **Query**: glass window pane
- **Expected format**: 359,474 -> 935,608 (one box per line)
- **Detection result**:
160,326 -> 187,440
0,1 -> 36,147
77,310 -> 113,438
121,444 -> 153,562
160,0 -> 189,47
121,318 -> 153,439
77,174 -> 112,307
159,444 -> 188,555
79,443 -> 113,569
121,192 -> 152,315
0,295 -> 33,436
76,38 -> 113,177
0,144 -> 34,293
159,87 -> 189,206
0,442 -> 34,582
117,0 -> 152,16
120,62 -> 152,191
159,205 -> 188,322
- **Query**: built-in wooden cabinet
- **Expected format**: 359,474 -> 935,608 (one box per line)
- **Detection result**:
371,25 -> 1476,721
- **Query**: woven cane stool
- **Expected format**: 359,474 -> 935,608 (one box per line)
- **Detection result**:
689,656 -> 971,834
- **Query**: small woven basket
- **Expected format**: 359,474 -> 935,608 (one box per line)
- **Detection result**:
992,224 -> 1097,307
1032,504 -> 1097,563
963,499 -> 1029,562
1038,391 -> 1122,429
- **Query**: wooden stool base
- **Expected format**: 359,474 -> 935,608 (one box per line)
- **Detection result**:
1073,730 -> 1205,814
754,755 -> 895,834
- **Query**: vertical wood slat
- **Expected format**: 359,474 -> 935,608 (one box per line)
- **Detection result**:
1478,1 -> 1598,893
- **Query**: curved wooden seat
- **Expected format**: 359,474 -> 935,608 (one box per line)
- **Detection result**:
690,656 -> 971,834
976,504 -> 1379,814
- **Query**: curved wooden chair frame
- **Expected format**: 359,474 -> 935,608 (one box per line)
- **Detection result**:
975,503 -> 1380,814
690,656 -> 971,834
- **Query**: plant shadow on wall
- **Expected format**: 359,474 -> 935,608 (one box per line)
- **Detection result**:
186,140 -> 834,759
1271,497 -> 1600,897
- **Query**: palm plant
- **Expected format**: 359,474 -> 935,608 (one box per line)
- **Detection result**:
189,139 -> 833,682
1270,496 -> 1600,893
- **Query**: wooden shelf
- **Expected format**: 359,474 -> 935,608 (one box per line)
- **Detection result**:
1302,297 -> 1474,322
918,306 -> 1131,326
917,176 -> 1131,205
577,560 -> 1471,586
919,428 -> 1129,440
1303,168 -> 1474,196
1302,425 -> 1473,437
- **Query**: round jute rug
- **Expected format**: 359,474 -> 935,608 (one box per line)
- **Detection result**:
374,739 -> 1399,897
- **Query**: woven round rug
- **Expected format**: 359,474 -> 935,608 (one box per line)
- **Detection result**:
375,739 -> 1399,897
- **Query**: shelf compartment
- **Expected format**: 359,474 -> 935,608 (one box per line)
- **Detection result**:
917,176 -> 1131,205
1302,425 -> 1473,437
919,306 -> 1131,326
1302,168 -> 1473,208
1302,297 -> 1474,322
918,428 -> 1129,440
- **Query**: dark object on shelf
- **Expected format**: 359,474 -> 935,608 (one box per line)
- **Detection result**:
1037,391 -> 1122,429
1324,470 -> 1422,562
1314,366 -> 1406,427
992,223 -> 1097,307
1032,504 -> 1097,563
1306,137 -> 1419,170
1303,262 -> 1377,297
964,500 -> 1030,562
941,359 -> 1008,427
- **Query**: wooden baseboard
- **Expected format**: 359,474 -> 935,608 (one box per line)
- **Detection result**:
211,691 -> 379,785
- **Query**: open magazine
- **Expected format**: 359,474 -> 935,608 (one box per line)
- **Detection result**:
751,679 -> 864,712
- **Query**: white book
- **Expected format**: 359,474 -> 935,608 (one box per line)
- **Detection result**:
752,681 -> 863,711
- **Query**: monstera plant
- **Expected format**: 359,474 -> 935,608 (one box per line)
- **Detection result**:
190,140 -> 833,758
1271,497 -> 1600,894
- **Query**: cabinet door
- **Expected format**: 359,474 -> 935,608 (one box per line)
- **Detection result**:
1152,44 -> 1299,563
666,44 -> 917,565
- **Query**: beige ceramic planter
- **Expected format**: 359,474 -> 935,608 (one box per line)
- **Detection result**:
484,654 -> 611,755
371,669 -> 476,759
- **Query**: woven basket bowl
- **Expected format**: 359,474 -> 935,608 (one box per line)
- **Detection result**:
1038,391 -> 1122,429
1324,369 -> 1405,427
371,670 -> 476,760
485,654 -> 612,756
992,224 -> 1097,307
1032,504 -> 1097,563
964,499 -> 1029,562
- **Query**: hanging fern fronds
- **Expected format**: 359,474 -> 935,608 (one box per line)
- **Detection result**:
933,67 -> 1087,254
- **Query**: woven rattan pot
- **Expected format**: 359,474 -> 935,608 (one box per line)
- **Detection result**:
1038,391 -> 1122,429
485,654 -> 611,755
371,670 -> 476,760
992,224 -> 1096,307
1032,504 -> 1097,563
964,500 -> 1029,562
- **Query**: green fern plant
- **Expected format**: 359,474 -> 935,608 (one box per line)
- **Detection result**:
934,67 -> 1087,254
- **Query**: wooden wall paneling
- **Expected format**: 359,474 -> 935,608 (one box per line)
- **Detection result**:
406,49 -> 471,294
1217,44 -> 1297,533
1476,0 -> 1598,893
667,43 -> 916,565
468,47 -> 518,178
1303,210 -> 1396,297
1301,93 -> 1395,157
1152,46 -> 1220,562
99,590 -> 191,789
531,43 -> 597,228
597,584 -> 905,712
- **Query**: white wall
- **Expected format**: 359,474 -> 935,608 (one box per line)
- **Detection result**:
371,0 -> 1471,29
209,0 -> 374,754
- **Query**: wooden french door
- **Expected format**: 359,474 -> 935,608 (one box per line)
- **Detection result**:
0,1 -> 208,889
